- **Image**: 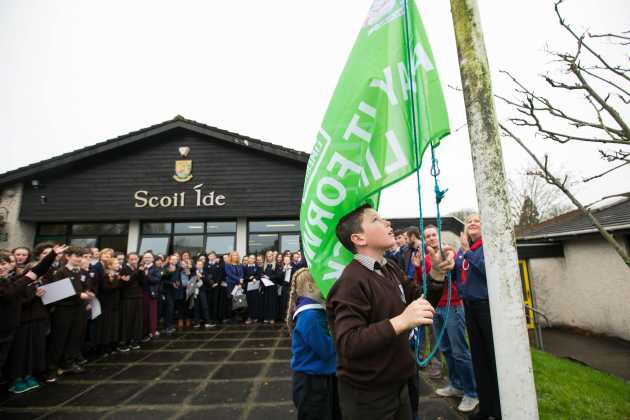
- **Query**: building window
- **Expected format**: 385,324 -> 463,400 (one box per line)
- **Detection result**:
38,224 -> 67,236
72,223 -> 128,235
35,223 -> 128,253
205,235 -> 236,255
139,237 -> 170,256
248,220 -> 301,254
139,220 -> 236,256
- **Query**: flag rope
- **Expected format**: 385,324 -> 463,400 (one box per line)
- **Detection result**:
401,0 -> 452,367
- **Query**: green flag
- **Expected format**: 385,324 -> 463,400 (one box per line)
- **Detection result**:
300,0 -> 450,297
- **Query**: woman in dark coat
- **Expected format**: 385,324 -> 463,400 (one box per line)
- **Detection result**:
260,250 -> 282,324
94,249 -> 121,355
244,255 -> 262,324
205,252 -> 227,324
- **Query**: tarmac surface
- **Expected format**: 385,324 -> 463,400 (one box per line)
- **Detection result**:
0,323 -> 465,419
540,328 -> 630,381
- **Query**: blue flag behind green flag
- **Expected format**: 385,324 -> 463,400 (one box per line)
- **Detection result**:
300,0 -> 450,297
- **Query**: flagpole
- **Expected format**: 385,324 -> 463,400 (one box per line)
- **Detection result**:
449,0 -> 539,419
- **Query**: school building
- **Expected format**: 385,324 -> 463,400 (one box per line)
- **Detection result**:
0,116 -> 463,257
516,196 -> 630,341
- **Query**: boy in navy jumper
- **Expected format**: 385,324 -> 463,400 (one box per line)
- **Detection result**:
287,268 -> 340,420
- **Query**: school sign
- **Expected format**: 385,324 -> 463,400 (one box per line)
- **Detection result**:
300,0 -> 450,297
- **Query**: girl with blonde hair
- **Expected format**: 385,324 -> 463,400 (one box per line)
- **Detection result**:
286,268 -> 340,420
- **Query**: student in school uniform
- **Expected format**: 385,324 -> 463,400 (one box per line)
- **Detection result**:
278,254 -> 295,322
224,251 -> 245,323
12,247 -> 31,275
118,252 -> 144,351
2,245 -> 61,393
177,251 -> 193,329
243,254 -> 261,324
326,205 -> 452,420
141,253 -> 162,341
47,246 -> 93,380
287,268 -> 340,420
162,254 -> 181,333
260,250 -> 281,324
205,252 -> 227,324
192,259 -> 214,328
95,250 -> 121,356
7,243 -> 60,390
291,252 -> 307,270
77,250 -> 96,364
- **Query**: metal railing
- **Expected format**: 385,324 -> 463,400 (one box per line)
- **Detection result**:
524,303 -> 551,351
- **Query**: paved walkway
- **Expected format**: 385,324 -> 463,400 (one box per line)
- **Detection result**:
0,323 -> 464,419
540,328 -> 630,381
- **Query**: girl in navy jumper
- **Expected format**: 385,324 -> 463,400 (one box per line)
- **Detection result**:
455,214 -> 501,420
287,268 -> 340,420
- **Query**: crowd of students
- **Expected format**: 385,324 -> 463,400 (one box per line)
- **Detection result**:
0,243 -> 306,395
1,209 -> 500,420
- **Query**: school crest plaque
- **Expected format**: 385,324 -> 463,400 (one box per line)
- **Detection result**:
173,146 -> 193,182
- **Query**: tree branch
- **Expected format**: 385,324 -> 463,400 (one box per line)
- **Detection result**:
555,0 -> 630,82
500,124 -> 630,269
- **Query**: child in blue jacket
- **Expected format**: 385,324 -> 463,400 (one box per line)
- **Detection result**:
286,268 -> 340,420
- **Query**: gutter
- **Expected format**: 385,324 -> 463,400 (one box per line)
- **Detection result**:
518,223 -> 630,241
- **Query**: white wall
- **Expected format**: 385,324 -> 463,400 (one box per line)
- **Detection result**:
0,183 -> 36,250
528,236 -> 630,340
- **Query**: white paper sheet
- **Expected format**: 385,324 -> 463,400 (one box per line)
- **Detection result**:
40,278 -> 76,305
246,280 -> 260,292
261,277 -> 274,287
91,297 -> 102,319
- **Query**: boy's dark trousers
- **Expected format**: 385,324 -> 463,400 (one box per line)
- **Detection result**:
48,305 -> 84,369
193,286 -> 210,323
337,379 -> 412,420
464,299 -> 502,419
292,372 -> 341,420
163,288 -> 176,329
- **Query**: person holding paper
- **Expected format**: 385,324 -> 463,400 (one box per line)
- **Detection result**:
260,250 -> 282,324
2,244 -> 63,393
244,254 -> 262,324
224,251 -> 245,323
277,255 -> 295,323
46,246 -> 92,380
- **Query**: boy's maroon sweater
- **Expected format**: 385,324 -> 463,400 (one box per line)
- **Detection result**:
326,259 -> 414,390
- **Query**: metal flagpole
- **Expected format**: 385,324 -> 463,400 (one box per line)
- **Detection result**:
449,0 -> 539,418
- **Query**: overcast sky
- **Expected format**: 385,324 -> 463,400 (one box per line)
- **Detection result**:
1,0 -> 628,218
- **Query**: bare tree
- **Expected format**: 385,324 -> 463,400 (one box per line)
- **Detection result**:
498,0 -> 630,268
508,167 -> 573,227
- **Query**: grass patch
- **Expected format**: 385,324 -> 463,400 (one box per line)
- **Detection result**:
532,349 -> 630,419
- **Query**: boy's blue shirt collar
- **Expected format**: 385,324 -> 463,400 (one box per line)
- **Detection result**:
293,296 -> 325,320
